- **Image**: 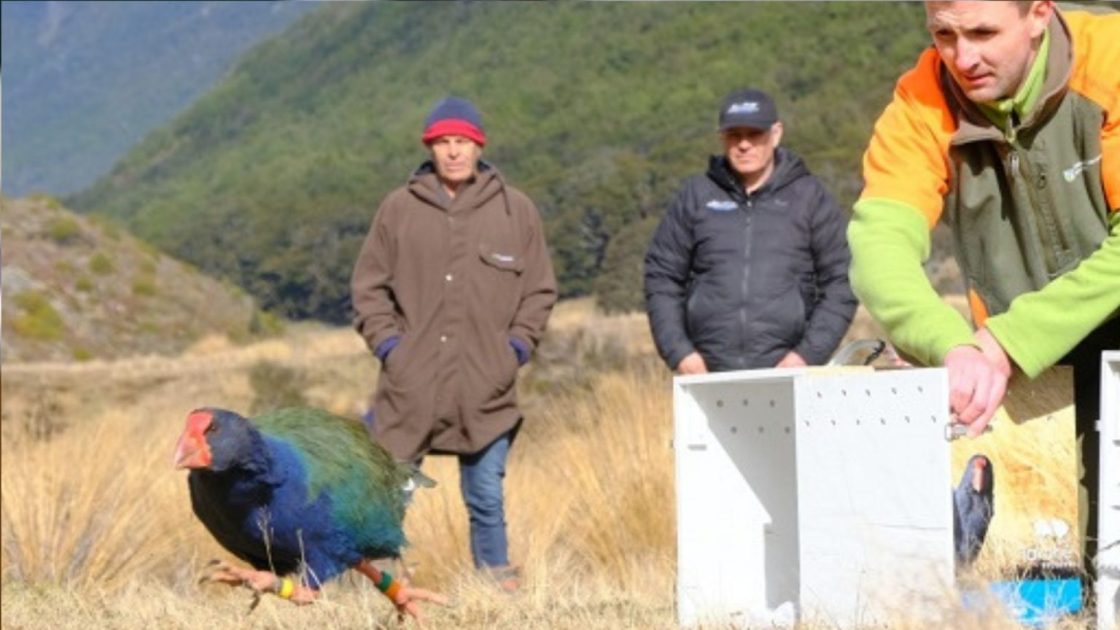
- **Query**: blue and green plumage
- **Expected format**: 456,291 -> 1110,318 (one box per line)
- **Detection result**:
184,407 -> 423,586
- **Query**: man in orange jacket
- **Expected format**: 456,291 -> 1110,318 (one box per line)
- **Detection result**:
849,1 -> 1118,577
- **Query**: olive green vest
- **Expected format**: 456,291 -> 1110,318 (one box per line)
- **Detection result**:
941,15 -> 1111,317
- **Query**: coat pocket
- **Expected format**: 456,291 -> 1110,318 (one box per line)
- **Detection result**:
477,244 -> 524,325
478,244 -> 525,274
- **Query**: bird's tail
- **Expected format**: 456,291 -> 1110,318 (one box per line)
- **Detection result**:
400,466 -> 436,507
408,466 -> 437,489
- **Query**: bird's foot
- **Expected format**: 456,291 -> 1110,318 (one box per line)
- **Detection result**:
355,559 -> 447,623
199,559 -> 312,610
389,578 -> 449,624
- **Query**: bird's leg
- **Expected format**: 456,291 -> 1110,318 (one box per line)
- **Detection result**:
355,558 -> 448,623
200,559 -> 319,607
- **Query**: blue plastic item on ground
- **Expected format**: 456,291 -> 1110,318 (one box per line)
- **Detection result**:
962,578 -> 1082,627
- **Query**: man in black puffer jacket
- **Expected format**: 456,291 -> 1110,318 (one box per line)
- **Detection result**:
645,89 -> 857,373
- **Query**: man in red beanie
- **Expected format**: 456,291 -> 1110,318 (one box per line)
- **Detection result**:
351,96 -> 557,592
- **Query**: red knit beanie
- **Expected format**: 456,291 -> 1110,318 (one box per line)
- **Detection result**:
421,96 -> 486,147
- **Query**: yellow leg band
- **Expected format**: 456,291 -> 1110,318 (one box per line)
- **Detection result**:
277,577 -> 295,599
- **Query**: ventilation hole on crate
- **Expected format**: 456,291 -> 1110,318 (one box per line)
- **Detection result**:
742,399 -> 750,406
730,426 -> 737,434
891,387 -> 898,395
785,427 -> 792,434
905,415 -> 911,423
841,389 -> 848,396
931,414 -> 937,423
855,419 -> 861,425
816,391 -> 823,398
880,417 -> 886,425
769,399 -> 776,407
865,389 -> 871,396
918,385 -> 924,393
716,400 -> 724,407
758,426 -> 765,433
831,419 -> 837,426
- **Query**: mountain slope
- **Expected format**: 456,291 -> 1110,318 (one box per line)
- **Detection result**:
1,0 -> 315,197
0,195 -> 274,362
69,2 -> 931,321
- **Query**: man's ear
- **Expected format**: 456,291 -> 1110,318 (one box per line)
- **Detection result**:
770,121 -> 784,147
1027,1 -> 1054,39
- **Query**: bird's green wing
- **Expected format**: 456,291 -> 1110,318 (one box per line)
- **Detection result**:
253,407 -> 411,549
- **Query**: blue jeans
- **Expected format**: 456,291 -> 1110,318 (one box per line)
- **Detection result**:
459,430 -> 515,569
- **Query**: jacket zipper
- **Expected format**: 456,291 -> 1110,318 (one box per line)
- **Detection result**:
1010,145 -> 1065,274
739,197 -> 753,369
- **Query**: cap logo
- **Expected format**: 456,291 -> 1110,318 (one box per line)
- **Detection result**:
726,101 -> 760,115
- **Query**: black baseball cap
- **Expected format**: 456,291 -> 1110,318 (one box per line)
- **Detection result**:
718,88 -> 779,131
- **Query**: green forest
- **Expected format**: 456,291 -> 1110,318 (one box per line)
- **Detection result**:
69,2 -> 931,323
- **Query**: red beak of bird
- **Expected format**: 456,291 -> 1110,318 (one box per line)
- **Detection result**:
174,410 -> 214,469
971,457 -> 987,493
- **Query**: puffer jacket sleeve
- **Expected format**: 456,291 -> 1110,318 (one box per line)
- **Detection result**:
508,197 -> 558,352
794,181 -> 858,364
351,198 -> 401,354
644,185 -> 697,371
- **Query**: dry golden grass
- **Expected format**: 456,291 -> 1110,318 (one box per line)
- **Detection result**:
0,298 -> 1096,628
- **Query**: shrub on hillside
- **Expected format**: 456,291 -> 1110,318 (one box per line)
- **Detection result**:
88,252 -> 114,275
11,291 -> 66,341
45,217 -> 82,244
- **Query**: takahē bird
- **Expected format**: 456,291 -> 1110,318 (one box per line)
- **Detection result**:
173,407 -> 446,619
953,453 -> 995,568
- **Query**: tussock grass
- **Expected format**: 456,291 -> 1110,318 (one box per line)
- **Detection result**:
0,298 -> 1094,628
1,411 -> 207,591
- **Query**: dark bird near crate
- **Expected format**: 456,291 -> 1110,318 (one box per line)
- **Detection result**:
174,407 -> 446,619
953,453 -> 995,568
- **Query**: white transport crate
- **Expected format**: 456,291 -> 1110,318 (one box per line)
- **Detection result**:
674,367 -> 954,627
1100,351 -> 1120,630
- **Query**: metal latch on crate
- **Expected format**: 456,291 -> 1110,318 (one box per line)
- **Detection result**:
944,422 -> 993,441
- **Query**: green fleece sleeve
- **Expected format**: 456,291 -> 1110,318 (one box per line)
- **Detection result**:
986,210 -> 1120,378
848,197 -> 976,366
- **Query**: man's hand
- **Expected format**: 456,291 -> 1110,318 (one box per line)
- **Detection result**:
775,351 -> 808,368
943,328 -> 1011,437
676,352 -> 709,375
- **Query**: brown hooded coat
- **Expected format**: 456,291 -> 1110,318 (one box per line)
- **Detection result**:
351,162 -> 557,461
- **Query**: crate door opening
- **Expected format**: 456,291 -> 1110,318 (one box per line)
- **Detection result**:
675,374 -> 800,625
795,369 -> 953,626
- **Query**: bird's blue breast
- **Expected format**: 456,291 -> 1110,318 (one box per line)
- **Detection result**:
190,436 -> 362,584
253,436 -> 363,584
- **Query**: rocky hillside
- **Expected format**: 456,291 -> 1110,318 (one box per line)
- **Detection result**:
1,196 -> 277,362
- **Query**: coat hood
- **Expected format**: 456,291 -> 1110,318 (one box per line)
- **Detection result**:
407,159 -> 506,211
